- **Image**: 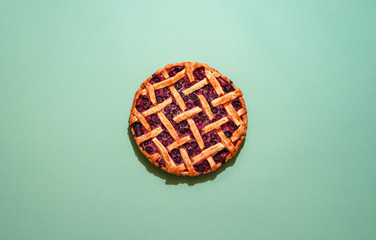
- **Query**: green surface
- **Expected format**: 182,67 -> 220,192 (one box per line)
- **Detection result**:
1,1 -> 376,239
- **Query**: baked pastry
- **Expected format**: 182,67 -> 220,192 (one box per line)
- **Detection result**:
130,62 -> 247,176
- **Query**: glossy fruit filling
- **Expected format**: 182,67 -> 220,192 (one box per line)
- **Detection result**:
202,130 -> 221,148
155,157 -> 166,168
149,73 -> 166,84
221,121 -> 238,138
169,148 -> 183,165
193,67 -> 206,81
140,139 -> 158,155
132,122 -> 147,137
183,139 -> 202,158
135,95 -> 152,113
167,65 -> 185,77
213,149 -> 230,163
155,87 -> 172,104
193,159 -> 211,173
216,77 -> 235,93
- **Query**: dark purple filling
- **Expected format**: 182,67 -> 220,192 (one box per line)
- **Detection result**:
145,114 -> 162,129
149,73 -> 166,84
183,139 -> 202,158
169,148 -> 183,165
174,76 -> 193,92
162,101 -> 182,121
132,122 -> 146,137
221,120 -> 238,138
140,139 -> 158,155
157,130 -> 174,147
231,99 -> 242,110
192,112 -> 210,130
202,130 -> 221,148
155,157 -> 166,168
135,95 -> 152,112
155,87 -> 172,103
216,77 -> 235,93
167,65 -> 185,77
182,92 -> 202,110
213,149 -> 230,164
198,84 -> 218,102
193,159 -> 211,173
211,105 -> 227,121
173,120 -> 191,137
193,67 -> 206,81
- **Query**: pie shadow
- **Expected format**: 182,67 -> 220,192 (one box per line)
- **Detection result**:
128,125 -> 245,186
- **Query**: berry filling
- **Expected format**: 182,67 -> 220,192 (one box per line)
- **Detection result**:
157,130 -> 174,147
216,77 -> 235,93
231,99 -> 242,110
213,149 -> 230,164
173,120 -> 191,137
146,114 -> 162,129
155,87 -> 172,103
140,139 -> 158,155
149,73 -> 166,84
135,95 -> 152,112
183,139 -> 202,158
182,92 -> 202,110
155,157 -> 166,168
173,76 -> 193,92
193,159 -> 211,173
199,84 -> 218,102
193,67 -> 206,81
192,112 -> 210,130
132,122 -> 146,137
163,101 -> 182,120
211,105 -> 227,121
169,148 -> 183,165
221,120 -> 238,138
202,130 -> 221,148
167,65 -> 185,77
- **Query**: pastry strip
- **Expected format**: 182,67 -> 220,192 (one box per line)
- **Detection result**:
187,118 -> 205,149
152,70 -> 186,90
180,148 -> 196,176
224,103 -> 242,126
197,95 -> 214,120
201,117 -> 228,133
142,98 -> 172,116
185,62 -> 195,83
237,108 -> 247,117
230,124 -> 246,142
157,112 -> 179,140
182,79 -> 208,95
217,130 -> 236,155
169,85 -> 186,111
132,111 -> 151,131
173,107 -> 202,122
192,143 -> 224,163
146,83 -> 156,104
135,127 -> 162,145
211,89 -> 242,107
152,138 -> 174,169
206,156 -> 218,171
206,70 -> 224,96
166,135 -> 191,151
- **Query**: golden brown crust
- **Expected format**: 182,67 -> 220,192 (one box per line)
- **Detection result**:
129,62 -> 248,177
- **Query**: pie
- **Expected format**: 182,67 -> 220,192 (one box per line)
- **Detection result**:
129,62 -> 248,176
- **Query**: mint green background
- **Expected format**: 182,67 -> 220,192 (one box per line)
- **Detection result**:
1,1 -> 376,239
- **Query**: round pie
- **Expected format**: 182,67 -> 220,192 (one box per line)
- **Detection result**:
129,62 -> 248,176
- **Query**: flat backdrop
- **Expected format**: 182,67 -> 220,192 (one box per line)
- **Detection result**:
1,1 -> 375,239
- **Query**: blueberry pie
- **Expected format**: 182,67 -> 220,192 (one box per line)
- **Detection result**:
130,62 -> 248,176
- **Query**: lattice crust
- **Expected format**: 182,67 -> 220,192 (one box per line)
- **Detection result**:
130,62 -> 248,176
